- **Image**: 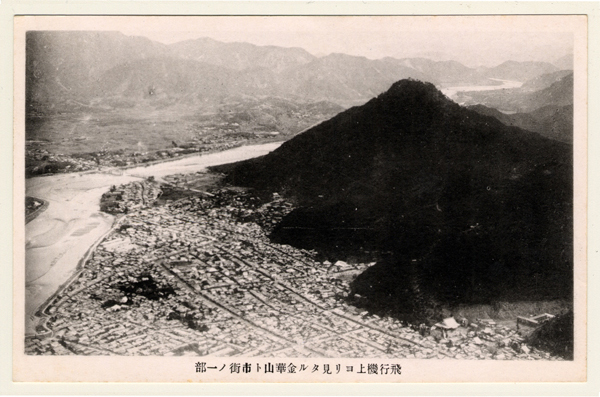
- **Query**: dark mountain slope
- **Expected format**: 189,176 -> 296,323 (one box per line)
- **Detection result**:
554,54 -> 573,70
223,79 -> 569,203
469,104 -> 573,144
520,70 -> 573,92
523,73 -> 574,110
456,73 -> 573,113
218,79 -> 572,318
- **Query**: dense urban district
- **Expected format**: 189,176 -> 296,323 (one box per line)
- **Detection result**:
25,176 -> 563,360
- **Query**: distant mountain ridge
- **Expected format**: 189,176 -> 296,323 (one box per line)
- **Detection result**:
170,37 -> 316,72
27,31 -> 565,111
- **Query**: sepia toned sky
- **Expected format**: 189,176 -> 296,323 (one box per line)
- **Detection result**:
23,15 -> 576,67
116,16 -> 574,67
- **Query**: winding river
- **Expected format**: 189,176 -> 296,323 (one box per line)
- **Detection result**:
441,78 -> 523,101
25,142 -> 281,335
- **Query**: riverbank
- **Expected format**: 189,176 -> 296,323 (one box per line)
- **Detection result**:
441,78 -> 523,101
25,196 -> 49,224
26,137 -> 283,179
25,142 -> 282,336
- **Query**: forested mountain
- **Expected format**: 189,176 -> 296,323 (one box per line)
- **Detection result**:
217,79 -> 572,318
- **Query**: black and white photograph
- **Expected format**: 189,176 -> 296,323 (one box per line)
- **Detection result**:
10,11 -> 590,384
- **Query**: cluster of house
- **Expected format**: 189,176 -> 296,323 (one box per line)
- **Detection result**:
26,137 -> 251,178
100,180 -> 162,214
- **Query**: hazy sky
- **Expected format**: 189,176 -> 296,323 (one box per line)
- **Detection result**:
115,16 -> 574,67
22,15 -> 576,68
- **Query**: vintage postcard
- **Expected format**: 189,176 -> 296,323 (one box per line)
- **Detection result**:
8,8 -> 591,387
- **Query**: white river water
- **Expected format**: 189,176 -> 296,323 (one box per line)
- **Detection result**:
25,142 -> 281,335
441,78 -> 523,100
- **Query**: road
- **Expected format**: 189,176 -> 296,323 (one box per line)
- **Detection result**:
24,142 -> 281,336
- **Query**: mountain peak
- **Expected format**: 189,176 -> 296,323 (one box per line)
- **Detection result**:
217,77 -> 572,311
373,79 -> 457,117
384,78 -> 445,99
